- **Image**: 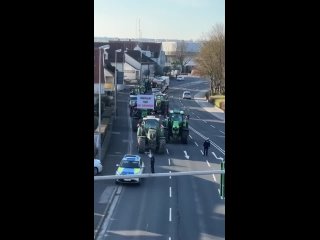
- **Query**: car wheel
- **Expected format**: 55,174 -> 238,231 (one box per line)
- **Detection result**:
94,167 -> 98,175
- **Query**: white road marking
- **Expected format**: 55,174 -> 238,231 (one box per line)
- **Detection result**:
195,142 -> 198,147
169,237 -> 171,240
212,174 -> 216,182
183,150 -> 190,159
218,189 -> 221,195
96,190 -> 120,240
98,186 -> 114,204
166,148 -> 169,155
197,116 -> 200,119
169,171 -> 171,179
168,158 -> 171,166
206,160 -> 211,167
189,135 -> 192,139
219,130 -> 225,134
94,213 -> 104,217
210,125 -> 215,128
169,208 -> 172,222
200,150 -> 204,155
169,187 -> 172,198
211,151 -> 224,161
116,186 -> 122,194
203,120 -> 207,123
189,126 -> 225,155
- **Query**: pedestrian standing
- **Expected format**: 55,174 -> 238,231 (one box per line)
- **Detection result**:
203,138 -> 210,156
149,151 -> 155,173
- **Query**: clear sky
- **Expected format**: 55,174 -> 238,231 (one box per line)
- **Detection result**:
94,0 -> 225,41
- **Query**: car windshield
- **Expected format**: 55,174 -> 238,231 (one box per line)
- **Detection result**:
120,160 -> 140,168
144,119 -> 158,129
184,93 -> 190,95
171,113 -> 183,122
156,95 -> 162,100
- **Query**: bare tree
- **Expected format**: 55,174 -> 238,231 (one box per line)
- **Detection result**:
174,40 -> 192,73
196,24 -> 225,94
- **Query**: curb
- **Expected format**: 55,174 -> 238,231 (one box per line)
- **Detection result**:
94,186 -> 118,240
100,116 -> 114,161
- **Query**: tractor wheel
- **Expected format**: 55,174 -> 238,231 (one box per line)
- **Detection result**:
158,138 -> 166,154
163,128 -> 169,143
137,136 -> 146,153
132,118 -> 138,132
182,129 -> 189,144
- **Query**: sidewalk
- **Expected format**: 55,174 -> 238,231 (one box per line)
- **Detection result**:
194,91 -> 225,122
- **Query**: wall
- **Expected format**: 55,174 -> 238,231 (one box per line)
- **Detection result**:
124,62 -> 138,80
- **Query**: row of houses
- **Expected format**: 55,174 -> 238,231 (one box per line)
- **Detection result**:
94,40 -> 200,104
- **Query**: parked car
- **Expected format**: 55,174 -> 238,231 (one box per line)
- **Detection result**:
182,91 -> 192,99
152,88 -> 161,95
177,75 -> 184,81
115,154 -> 144,184
94,159 -> 103,175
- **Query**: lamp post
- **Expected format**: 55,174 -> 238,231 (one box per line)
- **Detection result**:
98,45 -> 110,161
114,49 -> 122,119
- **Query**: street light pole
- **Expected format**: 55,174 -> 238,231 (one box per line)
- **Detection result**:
97,45 -> 110,161
114,49 -> 122,119
98,48 -> 102,161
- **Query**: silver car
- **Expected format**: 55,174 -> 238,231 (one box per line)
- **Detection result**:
182,91 -> 191,99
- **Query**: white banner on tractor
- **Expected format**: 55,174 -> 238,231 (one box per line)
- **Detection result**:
136,95 -> 154,109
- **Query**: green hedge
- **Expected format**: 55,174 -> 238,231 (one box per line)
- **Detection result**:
208,95 -> 225,108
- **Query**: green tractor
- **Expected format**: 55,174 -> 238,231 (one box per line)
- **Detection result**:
131,108 -> 152,132
154,93 -> 169,115
162,109 -> 189,144
130,85 -> 146,95
137,115 -> 166,154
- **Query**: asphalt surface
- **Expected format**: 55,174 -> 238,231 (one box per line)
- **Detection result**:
94,77 -> 225,240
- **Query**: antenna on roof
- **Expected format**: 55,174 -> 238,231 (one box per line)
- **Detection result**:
139,18 -> 141,41
135,18 -> 138,39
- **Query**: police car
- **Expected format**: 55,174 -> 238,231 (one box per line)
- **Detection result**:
115,154 -> 145,184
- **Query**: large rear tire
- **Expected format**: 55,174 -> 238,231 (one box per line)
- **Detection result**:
132,118 -> 138,132
163,128 -> 169,143
138,136 -> 146,153
182,129 -> 189,144
158,138 -> 166,154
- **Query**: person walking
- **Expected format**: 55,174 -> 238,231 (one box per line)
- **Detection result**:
149,151 -> 155,173
203,138 -> 210,156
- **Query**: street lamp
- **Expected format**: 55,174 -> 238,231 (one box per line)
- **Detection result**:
114,49 -> 122,119
98,45 -> 110,161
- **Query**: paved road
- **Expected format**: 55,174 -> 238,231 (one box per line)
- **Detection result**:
94,77 -> 225,240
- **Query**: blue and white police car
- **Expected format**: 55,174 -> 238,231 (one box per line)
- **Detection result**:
115,154 -> 145,184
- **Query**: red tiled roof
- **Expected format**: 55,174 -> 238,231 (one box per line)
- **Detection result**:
95,41 -> 162,62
